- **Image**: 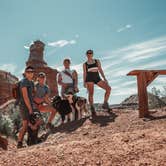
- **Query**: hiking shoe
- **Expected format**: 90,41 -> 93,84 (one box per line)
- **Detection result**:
17,141 -> 24,149
102,102 -> 110,110
46,122 -> 54,130
90,105 -> 96,116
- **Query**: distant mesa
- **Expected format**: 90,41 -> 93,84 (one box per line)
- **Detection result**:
121,93 -> 166,109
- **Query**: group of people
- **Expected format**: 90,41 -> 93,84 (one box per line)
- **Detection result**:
17,49 -> 111,148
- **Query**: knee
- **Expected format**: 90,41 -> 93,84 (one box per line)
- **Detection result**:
89,93 -> 93,99
22,121 -> 28,130
106,86 -> 111,92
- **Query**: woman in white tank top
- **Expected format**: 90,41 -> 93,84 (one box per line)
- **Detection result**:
58,59 -> 79,98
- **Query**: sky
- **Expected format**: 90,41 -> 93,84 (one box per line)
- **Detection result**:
0,0 -> 166,104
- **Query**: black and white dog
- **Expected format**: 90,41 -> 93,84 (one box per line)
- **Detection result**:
27,111 -> 44,146
64,93 -> 90,120
52,96 -> 72,123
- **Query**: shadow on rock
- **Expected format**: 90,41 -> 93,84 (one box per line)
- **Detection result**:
52,118 -> 87,134
90,111 -> 118,127
143,114 -> 166,121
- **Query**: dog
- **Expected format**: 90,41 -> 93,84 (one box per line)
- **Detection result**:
64,93 -> 90,120
52,96 -> 72,123
27,111 -> 44,146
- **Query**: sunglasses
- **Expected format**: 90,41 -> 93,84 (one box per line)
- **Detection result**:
87,52 -> 93,55
38,76 -> 45,78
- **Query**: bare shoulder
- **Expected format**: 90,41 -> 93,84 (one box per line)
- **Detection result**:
96,59 -> 101,66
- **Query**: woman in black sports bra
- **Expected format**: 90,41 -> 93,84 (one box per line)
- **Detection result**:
83,49 -> 111,115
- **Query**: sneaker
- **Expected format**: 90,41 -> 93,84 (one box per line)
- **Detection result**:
90,105 -> 96,116
17,141 -> 23,149
102,102 -> 110,110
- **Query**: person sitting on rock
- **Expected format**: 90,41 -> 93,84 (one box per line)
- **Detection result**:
33,72 -> 56,130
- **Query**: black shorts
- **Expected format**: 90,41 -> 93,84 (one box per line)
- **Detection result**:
19,104 -> 30,121
85,72 -> 101,84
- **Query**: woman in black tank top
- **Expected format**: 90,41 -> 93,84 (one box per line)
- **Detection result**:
83,50 -> 111,116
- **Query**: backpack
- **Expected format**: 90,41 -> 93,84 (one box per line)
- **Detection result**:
12,81 -> 21,104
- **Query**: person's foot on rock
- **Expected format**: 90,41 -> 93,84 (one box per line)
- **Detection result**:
90,105 -> 96,116
102,102 -> 110,110
17,141 -> 24,149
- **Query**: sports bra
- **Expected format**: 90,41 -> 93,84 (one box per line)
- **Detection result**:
85,59 -> 99,72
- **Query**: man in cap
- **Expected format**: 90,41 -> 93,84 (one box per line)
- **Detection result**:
17,66 -> 35,148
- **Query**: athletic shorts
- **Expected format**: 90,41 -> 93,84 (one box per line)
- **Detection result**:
19,104 -> 30,121
85,72 -> 101,84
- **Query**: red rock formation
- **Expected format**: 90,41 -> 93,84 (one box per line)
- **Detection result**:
0,70 -> 18,105
26,40 -> 58,96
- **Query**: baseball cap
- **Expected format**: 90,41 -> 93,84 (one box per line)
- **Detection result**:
38,72 -> 46,78
25,66 -> 35,72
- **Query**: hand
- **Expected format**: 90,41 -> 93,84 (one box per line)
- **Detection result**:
29,109 -> 33,115
83,82 -> 87,88
104,79 -> 108,84
34,97 -> 44,104
62,83 -> 68,88
74,87 -> 79,93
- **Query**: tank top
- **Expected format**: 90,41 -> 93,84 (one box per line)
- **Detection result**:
60,69 -> 74,84
85,59 -> 99,72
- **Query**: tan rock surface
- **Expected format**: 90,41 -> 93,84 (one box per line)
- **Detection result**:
0,109 -> 166,166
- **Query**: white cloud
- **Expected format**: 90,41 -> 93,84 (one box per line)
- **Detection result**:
156,77 -> 166,84
48,39 -> 76,48
112,87 -> 137,96
117,24 -> 132,32
24,41 -> 33,50
100,36 -> 166,77
0,64 -> 17,74
93,36 -> 166,103
24,45 -> 29,50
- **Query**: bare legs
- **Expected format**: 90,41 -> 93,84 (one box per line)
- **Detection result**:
18,120 -> 28,146
86,80 -> 111,106
38,105 -> 56,124
97,80 -> 111,103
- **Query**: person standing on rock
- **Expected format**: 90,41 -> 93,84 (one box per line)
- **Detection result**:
17,66 -> 35,148
33,72 -> 56,129
83,49 -> 111,116
58,58 -> 79,98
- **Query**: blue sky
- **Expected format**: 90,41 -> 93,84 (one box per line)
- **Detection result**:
0,0 -> 166,104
